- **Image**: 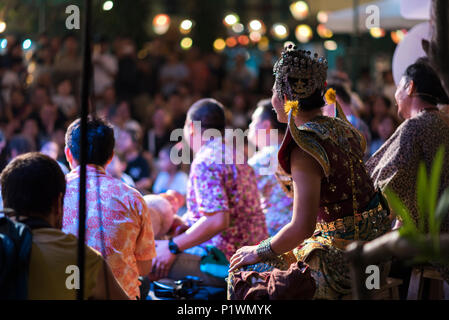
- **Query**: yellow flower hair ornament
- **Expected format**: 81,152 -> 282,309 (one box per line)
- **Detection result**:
284,100 -> 299,117
325,88 -> 336,105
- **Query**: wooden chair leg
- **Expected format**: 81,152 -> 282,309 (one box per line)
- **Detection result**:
407,267 -> 424,300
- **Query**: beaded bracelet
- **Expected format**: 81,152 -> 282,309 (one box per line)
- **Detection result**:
256,237 -> 277,260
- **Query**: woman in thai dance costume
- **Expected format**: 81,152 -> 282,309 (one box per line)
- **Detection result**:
228,45 -> 392,299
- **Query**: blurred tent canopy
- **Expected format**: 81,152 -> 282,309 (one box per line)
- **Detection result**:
325,0 -> 429,33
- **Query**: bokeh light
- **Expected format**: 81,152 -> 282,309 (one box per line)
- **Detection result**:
22,39 -> 32,50
213,38 -> 226,52
180,37 -> 193,50
258,36 -> 270,51
153,14 -> 170,35
317,24 -> 333,38
0,22 -> 6,33
324,40 -> 338,51
226,37 -> 237,48
369,27 -> 386,38
317,11 -> 329,24
180,19 -> 193,34
224,13 -> 239,26
295,24 -> 313,43
249,31 -> 262,43
271,23 -> 289,40
290,1 -> 309,20
232,23 -> 244,34
391,29 -> 407,44
102,1 -> 113,11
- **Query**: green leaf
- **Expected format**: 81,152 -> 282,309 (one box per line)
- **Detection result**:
428,146 -> 445,237
384,187 -> 418,238
416,162 -> 428,233
435,187 -> 449,232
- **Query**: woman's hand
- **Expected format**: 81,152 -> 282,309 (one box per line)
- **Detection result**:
228,245 -> 261,273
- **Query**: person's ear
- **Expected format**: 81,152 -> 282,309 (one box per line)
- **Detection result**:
407,80 -> 415,96
64,146 -> 73,167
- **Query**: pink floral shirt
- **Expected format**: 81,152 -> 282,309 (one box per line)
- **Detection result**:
183,139 -> 268,260
62,165 -> 156,299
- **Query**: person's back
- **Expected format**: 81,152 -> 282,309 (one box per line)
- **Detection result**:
62,117 -> 156,299
28,227 -> 102,300
0,152 -> 128,300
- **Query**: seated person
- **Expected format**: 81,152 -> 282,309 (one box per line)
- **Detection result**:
248,99 -> 293,236
0,152 -> 128,299
62,117 -> 156,299
149,98 -> 268,287
152,144 -> 188,197
116,127 -> 152,194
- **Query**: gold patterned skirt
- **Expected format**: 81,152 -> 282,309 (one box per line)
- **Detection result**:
227,200 -> 392,300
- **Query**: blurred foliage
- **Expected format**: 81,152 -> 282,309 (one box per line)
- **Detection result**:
384,145 -> 449,264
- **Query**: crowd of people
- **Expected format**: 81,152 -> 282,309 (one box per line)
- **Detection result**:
1,32 -> 449,300
0,33 -> 403,192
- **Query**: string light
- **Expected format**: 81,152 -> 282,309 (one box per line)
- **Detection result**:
180,37 -> 193,50
224,13 -> 239,26
295,24 -> 313,43
153,14 -> 170,35
271,23 -> 289,40
290,1 -> 309,20
213,38 -> 226,52
102,1 -> 113,11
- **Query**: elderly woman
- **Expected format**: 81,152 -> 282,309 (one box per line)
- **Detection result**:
227,45 -> 392,300
367,57 -> 449,231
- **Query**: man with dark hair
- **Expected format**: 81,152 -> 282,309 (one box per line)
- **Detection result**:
248,99 -> 293,236
62,117 -> 156,299
150,98 -> 267,287
1,152 -> 128,299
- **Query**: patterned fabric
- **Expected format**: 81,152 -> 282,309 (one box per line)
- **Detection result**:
248,145 -> 293,236
229,114 -> 391,300
183,138 -> 268,260
62,165 -> 156,299
278,115 -> 376,223
367,111 -> 449,231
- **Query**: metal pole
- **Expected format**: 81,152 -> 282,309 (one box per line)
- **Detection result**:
77,0 -> 92,301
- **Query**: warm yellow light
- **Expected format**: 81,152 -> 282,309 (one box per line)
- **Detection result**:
180,37 -> 193,50
258,37 -> 270,51
153,14 -> 170,35
324,40 -> 337,51
295,24 -> 313,43
213,38 -> 226,52
317,24 -> 333,38
224,13 -> 239,26
0,22 -> 6,33
370,27 -> 385,38
290,1 -> 309,20
391,29 -> 407,44
272,23 -> 289,40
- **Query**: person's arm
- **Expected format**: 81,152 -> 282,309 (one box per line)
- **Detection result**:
269,146 -> 322,254
172,211 -> 229,251
90,259 -> 130,300
229,146 -> 322,272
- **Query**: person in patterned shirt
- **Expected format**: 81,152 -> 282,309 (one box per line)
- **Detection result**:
62,117 -> 156,299
150,98 -> 267,286
248,99 -> 293,236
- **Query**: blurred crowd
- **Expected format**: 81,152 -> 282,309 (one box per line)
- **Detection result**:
0,33 -> 403,196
